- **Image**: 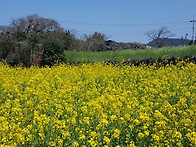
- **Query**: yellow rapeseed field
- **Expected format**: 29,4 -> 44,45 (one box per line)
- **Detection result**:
0,62 -> 195,146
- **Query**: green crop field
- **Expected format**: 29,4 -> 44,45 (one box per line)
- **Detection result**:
64,45 -> 196,62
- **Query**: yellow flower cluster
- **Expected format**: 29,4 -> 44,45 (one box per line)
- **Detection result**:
0,62 -> 195,146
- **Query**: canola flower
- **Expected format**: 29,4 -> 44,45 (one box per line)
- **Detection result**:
0,62 -> 195,146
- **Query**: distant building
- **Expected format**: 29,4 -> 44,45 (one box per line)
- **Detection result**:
147,38 -> 191,48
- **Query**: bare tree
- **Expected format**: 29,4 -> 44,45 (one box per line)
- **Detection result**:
146,26 -> 175,47
81,32 -> 107,51
9,14 -> 63,38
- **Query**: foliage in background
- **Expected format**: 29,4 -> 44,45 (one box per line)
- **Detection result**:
41,35 -> 65,66
81,32 -> 107,51
0,15 -> 109,66
0,15 -> 195,66
0,15 -> 75,66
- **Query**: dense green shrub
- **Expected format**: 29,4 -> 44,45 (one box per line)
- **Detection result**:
41,35 -> 65,66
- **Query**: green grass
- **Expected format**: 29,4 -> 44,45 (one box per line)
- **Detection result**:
64,45 -> 196,62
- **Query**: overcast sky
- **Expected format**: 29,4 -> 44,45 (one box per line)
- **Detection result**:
0,0 -> 196,43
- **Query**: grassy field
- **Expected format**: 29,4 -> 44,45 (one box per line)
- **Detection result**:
64,45 -> 196,62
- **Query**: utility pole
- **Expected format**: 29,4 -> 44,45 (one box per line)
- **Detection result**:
190,19 -> 196,45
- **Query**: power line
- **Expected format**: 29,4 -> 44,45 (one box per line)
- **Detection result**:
59,19 -> 193,41
59,20 -> 187,27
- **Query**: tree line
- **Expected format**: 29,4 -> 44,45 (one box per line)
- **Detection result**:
0,14 -> 107,66
1,14 -> 193,67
